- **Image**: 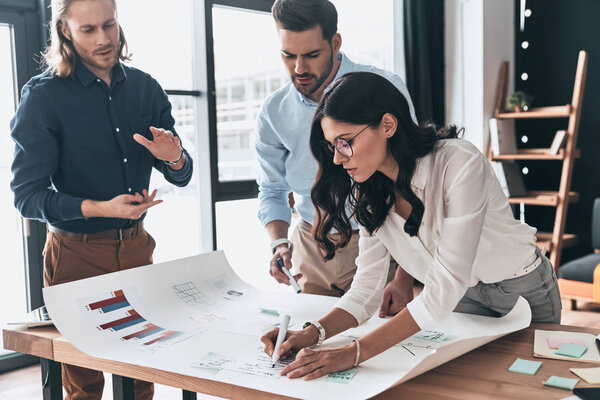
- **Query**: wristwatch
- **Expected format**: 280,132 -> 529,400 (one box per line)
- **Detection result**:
270,238 -> 293,254
303,320 -> 326,346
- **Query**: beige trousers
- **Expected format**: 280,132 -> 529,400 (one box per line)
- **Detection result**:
43,228 -> 156,400
291,220 -> 396,297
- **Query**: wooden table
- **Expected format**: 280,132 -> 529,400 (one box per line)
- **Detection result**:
3,323 -> 599,399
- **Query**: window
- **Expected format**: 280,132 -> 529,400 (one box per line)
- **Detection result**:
209,1 -> 398,276
211,4 -> 283,183
0,22 -> 28,357
118,0 -> 203,262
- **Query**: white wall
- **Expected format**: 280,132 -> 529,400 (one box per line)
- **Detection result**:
445,0 -> 514,151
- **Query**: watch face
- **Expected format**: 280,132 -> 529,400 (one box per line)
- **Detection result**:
303,322 -> 311,329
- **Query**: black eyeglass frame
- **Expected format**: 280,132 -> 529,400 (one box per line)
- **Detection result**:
321,124 -> 370,158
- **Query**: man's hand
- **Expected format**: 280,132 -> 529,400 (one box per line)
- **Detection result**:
269,245 -> 303,285
81,189 -> 162,219
133,126 -> 182,164
379,268 -> 414,317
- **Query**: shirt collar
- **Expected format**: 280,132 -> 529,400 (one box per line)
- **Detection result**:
297,52 -> 348,106
74,60 -> 127,86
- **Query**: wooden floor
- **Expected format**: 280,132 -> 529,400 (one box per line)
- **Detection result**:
1,299 -> 600,400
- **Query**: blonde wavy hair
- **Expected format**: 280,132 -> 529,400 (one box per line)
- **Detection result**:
41,0 -> 131,77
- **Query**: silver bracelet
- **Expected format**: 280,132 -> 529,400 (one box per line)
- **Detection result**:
162,147 -> 184,166
352,339 -> 360,367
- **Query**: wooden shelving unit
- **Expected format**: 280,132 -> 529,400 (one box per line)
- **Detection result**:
488,51 -> 588,272
490,148 -> 581,161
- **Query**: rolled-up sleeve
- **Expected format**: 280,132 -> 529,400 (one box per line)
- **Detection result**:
406,152 -> 489,328
255,108 -> 292,226
152,81 -> 193,186
334,227 -> 391,324
10,82 -> 85,223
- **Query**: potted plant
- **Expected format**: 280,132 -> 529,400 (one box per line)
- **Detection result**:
507,91 -> 534,112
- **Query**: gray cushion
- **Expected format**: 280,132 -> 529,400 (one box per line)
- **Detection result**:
558,253 -> 600,283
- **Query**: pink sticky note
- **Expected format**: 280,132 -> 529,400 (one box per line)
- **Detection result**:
547,336 -> 586,350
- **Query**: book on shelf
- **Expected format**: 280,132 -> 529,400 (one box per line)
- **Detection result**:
492,161 -> 527,198
489,118 -> 518,156
549,130 -> 567,155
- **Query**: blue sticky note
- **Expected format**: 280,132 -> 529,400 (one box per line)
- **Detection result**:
542,375 -> 579,390
508,358 -> 542,375
555,343 -> 587,358
326,369 -> 357,383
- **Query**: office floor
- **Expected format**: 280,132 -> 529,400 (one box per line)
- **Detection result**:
1,297 -> 600,400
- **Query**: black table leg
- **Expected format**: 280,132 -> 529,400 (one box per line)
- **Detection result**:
41,358 -> 62,400
112,374 -> 135,400
182,390 -> 197,400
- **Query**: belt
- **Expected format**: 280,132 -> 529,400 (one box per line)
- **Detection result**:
47,222 -> 144,241
512,250 -> 544,278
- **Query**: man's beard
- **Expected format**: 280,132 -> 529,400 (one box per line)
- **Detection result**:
292,52 -> 334,97
76,45 -> 118,73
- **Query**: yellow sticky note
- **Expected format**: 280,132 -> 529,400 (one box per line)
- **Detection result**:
570,367 -> 600,384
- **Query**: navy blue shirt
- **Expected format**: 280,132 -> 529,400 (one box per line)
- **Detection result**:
10,61 -> 193,233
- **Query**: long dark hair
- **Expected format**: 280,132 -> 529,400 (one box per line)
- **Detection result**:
310,72 -> 460,260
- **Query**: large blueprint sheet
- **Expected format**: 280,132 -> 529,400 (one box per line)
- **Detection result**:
43,251 -> 531,399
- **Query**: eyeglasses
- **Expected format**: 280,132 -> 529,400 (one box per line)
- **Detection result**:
321,125 -> 369,158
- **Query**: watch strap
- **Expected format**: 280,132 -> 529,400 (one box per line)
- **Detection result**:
270,238 -> 294,254
303,320 -> 326,346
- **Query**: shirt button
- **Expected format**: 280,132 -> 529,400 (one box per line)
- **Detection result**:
96,78 -> 101,83
116,128 -> 120,133
128,188 -> 132,192
123,158 -> 127,163
109,96 -> 112,101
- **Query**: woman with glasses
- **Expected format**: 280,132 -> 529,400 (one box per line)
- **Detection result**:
261,71 -> 561,380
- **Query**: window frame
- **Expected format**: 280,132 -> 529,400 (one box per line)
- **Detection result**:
204,0 -> 275,246
0,0 -> 45,371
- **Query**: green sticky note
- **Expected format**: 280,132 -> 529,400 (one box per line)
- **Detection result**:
190,352 -> 234,370
555,343 -> 587,358
508,358 -> 542,375
543,375 -> 579,390
326,369 -> 357,383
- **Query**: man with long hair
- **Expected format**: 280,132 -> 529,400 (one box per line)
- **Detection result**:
10,0 -> 193,398
257,0 -> 416,314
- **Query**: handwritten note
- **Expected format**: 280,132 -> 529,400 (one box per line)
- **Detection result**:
225,352 -> 295,378
326,369 -> 357,383
191,352 -> 234,370
414,329 -> 450,342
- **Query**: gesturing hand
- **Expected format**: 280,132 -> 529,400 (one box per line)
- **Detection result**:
82,189 -> 162,219
133,126 -> 182,163
106,189 -> 162,219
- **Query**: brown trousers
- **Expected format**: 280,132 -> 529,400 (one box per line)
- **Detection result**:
43,228 -> 156,400
291,220 -> 397,297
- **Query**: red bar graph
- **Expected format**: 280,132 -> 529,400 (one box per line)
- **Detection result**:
88,290 -> 125,310
99,310 -> 141,330
122,323 -> 160,340
143,330 -> 179,346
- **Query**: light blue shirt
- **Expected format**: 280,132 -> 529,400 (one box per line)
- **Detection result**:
256,53 -> 417,228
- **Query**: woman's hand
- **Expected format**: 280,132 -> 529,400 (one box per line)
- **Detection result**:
280,342 -> 357,380
261,327 -> 319,361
